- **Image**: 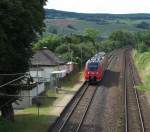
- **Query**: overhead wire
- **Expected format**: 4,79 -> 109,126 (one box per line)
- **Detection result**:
0,93 -> 51,98
0,75 -> 26,88
0,73 -> 28,76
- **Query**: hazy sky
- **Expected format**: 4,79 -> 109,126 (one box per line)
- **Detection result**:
45,0 -> 150,14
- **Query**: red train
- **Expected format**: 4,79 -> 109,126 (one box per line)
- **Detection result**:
84,52 -> 108,83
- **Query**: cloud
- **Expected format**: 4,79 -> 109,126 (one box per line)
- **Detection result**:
45,0 -> 150,14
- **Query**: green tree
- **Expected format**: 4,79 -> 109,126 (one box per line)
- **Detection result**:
136,21 -> 150,29
33,34 -> 62,51
109,30 -> 136,48
135,31 -> 150,52
0,0 -> 46,120
55,43 -> 94,67
84,28 -> 99,51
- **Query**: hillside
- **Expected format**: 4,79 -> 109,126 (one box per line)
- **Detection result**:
44,9 -> 150,37
45,9 -> 150,20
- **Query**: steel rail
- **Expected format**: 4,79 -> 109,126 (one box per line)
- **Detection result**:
58,83 -> 89,132
124,50 -> 145,132
124,51 -> 128,132
76,86 -> 98,132
129,56 -> 145,132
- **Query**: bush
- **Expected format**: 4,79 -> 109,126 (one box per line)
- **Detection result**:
33,34 -> 62,51
138,42 -> 149,53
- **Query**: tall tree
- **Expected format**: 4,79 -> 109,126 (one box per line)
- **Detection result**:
0,0 -> 46,120
84,28 -> 99,51
109,30 -> 136,48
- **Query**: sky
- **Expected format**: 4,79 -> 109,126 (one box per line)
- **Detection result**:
45,0 -> 150,14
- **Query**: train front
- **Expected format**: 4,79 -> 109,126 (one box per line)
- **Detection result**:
84,60 -> 102,83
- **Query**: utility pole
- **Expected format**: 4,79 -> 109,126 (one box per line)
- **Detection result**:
68,43 -> 72,62
36,57 -> 40,117
80,46 -> 83,69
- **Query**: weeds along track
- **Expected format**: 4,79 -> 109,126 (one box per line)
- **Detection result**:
124,50 -> 145,132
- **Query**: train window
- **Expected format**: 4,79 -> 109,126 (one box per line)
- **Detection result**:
88,62 -> 99,71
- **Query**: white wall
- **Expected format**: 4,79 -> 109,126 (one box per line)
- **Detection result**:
30,66 -> 58,82
13,83 -> 45,109
30,65 -> 69,81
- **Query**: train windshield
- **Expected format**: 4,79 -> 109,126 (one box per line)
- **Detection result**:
88,62 -> 99,71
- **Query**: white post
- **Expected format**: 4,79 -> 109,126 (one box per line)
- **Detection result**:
36,58 -> 39,117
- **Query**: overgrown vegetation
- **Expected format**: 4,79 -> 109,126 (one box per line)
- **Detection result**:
132,30 -> 150,95
133,51 -> 150,94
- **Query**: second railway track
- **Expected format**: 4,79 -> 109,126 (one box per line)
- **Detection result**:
124,50 -> 145,132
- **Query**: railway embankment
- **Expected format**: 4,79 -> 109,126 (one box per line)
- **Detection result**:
133,50 -> 150,131
133,50 -> 150,96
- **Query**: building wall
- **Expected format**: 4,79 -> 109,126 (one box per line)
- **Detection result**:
30,66 -> 58,82
30,65 -> 69,81
13,83 -> 45,109
13,64 -> 73,109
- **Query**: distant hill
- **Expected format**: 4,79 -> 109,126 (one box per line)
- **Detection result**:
44,9 -> 150,37
45,9 -> 150,21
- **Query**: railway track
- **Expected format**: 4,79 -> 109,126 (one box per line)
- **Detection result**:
124,50 -> 145,132
49,83 -> 97,132
59,85 -> 97,132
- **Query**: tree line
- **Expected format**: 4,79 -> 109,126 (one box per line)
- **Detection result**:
33,29 -> 150,66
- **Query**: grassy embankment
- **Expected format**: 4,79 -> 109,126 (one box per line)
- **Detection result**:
0,71 -> 83,132
133,50 -> 150,94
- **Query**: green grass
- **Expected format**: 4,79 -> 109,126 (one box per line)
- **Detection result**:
0,96 -> 57,132
0,114 -> 56,132
133,50 -> 150,94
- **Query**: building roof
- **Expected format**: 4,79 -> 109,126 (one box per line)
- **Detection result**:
31,48 -> 67,66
